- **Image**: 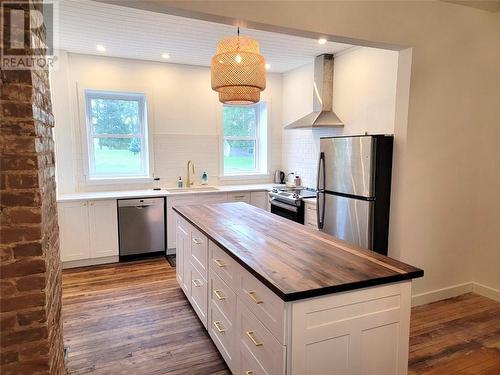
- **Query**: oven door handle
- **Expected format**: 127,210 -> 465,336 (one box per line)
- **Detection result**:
269,198 -> 299,213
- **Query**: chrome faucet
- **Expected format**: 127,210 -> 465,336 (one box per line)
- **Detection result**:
186,160 -> 195,187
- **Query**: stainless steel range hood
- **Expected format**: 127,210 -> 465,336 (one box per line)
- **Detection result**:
285,54 -> 343,129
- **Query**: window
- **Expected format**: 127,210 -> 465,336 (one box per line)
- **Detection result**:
222,103 -> 267,175
84,90 -> 150,180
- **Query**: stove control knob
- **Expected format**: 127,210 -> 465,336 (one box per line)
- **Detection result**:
293,193 -> 299,199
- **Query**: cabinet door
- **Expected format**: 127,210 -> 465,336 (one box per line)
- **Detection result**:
176,216 -> 190,296
167,196 -> 198,250
250,191 -> 268,210
58,201 -> 90,261
88,200 -> 118,258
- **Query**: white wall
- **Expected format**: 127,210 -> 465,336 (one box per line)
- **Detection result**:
282,47 -> 399,187
51,51 -> 282,193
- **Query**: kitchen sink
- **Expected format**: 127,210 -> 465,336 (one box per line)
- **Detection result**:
165,186 -> 220,193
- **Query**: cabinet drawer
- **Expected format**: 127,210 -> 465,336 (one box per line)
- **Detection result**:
189,262 -> 208,328
240,341 -> 269,375
238,270 -> 285,343
238,300 -> 285,375
210,271 -> 236,324
209,301 -> 236,373
191,227 -> 208,279
228,192 -> 250,203
210,241 -> 240,289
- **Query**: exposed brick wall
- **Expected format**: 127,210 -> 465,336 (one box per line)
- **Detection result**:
1,1 -> 65,374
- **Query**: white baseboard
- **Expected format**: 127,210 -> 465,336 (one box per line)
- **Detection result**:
472,282 -> 500,302
63,256 -> 119,269
411,281 -> 500,306
411,282 -> 473,306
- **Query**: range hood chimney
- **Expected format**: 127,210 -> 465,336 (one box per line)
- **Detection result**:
285,54 -> 343,129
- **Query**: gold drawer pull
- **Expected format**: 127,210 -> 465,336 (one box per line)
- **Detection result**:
246,290 -> 263,304
214,259 -> 226,267
245,331 -> 263,347
245,371 -> 253,375
213,320 -> 227,333
192,238 -> 202,245
214,289 -> 226,300
192,279 -> 202,287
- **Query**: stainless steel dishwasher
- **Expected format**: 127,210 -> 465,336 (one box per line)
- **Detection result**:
118,198 -> 165,259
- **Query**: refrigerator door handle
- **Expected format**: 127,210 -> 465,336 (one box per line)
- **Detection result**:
317,152 -> 325,229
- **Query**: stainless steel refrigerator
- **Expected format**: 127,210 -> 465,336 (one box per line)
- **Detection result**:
317,135 -> 393,255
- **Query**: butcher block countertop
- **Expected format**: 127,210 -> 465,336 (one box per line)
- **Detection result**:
173,202 -> 424,301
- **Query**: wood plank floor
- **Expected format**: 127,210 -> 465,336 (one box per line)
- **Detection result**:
62,258 -> 500,374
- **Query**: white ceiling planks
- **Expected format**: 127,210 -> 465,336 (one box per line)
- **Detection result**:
56,0 -> 354,72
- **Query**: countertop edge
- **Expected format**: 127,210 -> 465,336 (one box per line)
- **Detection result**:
57,184 -> 283,203
173,205 -> 424,302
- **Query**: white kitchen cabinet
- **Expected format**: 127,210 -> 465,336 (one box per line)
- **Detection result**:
176,213 -> 413,375
88,200 -> 119,258
304,200 -> 318,230
58,201 -> 90,262
227,192 -> 250,203
250,191 -> 268,211
176,216 -> 191,296
58,199 -> 118,265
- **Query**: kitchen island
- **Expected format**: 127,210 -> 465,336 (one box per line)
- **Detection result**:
173,202 -> 423,375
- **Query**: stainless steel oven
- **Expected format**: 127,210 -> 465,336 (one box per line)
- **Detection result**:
269,197 -> 305,224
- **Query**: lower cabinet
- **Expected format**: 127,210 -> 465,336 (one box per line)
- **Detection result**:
58,199 -> 118,266
304,200 -> 318,230
249,191 -> 269,211
176,213 -> 413,375
177,215 -> 285,374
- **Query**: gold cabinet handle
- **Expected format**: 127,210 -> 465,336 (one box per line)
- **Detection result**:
213,320 -> 227,333
246,290 -> 263,304
214,259 -> 226,267
192,238 -> 202,245
192,279 -> 202,287
245,371 -> 253,375
245,331 -> 263,347
214,289 -> 226,300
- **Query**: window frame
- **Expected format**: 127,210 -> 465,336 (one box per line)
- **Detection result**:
83,89 -> 151,181
221,103 -> 265,176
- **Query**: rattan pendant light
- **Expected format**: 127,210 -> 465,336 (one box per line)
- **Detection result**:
211,27 -> 266,104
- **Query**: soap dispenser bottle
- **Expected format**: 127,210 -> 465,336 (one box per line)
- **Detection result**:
201,172 -> 208,185
177,176 -> 183,188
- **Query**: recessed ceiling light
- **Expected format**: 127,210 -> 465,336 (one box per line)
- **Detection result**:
318,38 -> 327,45
265,63 -> 271,71
161,52 -> 170,59
96,44 -> 106,52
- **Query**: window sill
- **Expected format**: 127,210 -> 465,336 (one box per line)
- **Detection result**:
85,176 -> 153,185
219,173 -> 271,182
